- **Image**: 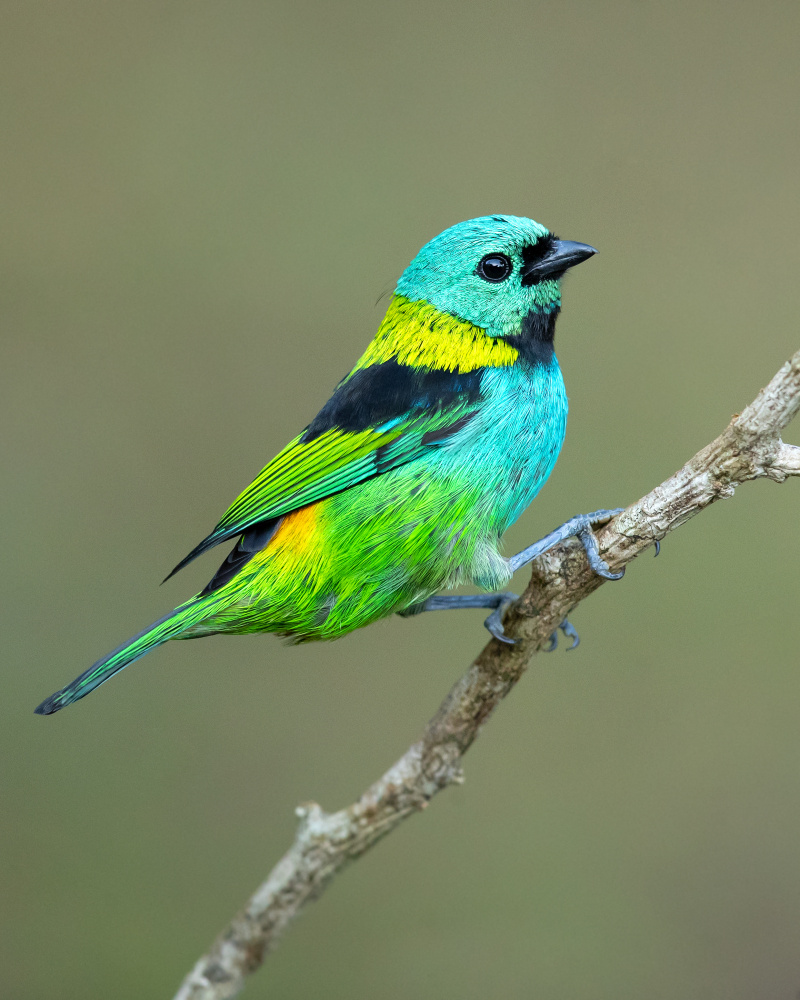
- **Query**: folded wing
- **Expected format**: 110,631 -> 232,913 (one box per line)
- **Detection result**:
164,360 -> 484,582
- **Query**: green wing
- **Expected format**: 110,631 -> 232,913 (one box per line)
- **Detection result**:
165,398 -> 478,581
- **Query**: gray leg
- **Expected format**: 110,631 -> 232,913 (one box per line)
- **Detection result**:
509,508 -> 626,578
399,592 -> 519,644
399,508 -> 626,646
401,593 -> 582,650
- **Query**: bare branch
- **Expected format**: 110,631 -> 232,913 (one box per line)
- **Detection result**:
173,349 -> 800,1000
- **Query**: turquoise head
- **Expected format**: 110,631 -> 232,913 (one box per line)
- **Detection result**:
395,214 -> 596,340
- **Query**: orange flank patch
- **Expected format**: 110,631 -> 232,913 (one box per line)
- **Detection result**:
267,503 -> 323,560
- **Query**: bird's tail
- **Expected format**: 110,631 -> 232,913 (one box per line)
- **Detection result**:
34,595 -> 220,715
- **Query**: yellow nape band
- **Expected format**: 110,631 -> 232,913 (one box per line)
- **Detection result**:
354,295 -> 518,373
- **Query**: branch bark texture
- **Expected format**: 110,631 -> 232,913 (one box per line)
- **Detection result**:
174,350 -> 800,1000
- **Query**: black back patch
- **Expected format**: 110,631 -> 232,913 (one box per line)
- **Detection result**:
301,360 -> 484,442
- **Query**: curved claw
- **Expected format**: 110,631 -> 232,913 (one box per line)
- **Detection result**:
561,619 -> 580,650
484,594 -> 518,645
653,539 -> 661,557
544,619 -> 580,653
485,609 -> 516,644
578,526 -> 625,580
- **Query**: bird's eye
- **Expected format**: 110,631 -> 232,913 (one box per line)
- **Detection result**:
476,254 -> 512,283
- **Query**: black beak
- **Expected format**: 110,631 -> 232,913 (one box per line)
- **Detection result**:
521,239 -> 597,285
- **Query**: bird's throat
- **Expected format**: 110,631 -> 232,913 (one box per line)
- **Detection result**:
500,307 -> 559,367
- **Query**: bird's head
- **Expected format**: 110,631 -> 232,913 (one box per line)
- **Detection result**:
396,215 -> 596,341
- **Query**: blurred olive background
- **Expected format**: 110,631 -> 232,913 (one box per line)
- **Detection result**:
3,2 -> 800,998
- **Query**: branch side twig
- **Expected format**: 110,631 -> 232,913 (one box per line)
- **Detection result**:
173,350 -> 800,1000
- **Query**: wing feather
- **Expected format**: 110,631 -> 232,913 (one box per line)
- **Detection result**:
164,360 -> 483,581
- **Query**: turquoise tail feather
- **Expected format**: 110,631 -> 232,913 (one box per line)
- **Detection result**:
34,596 -> 219,715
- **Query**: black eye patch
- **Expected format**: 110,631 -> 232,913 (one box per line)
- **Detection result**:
520,235 -> 557,287
521,235 -> 556,268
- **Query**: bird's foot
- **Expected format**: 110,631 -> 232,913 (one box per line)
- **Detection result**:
544,619 -> 580,652
398,591 -> 519,644
508,508 -> 626,579
483,592 -> 519,644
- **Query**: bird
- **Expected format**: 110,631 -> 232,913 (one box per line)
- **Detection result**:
35,214 -> 623,716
